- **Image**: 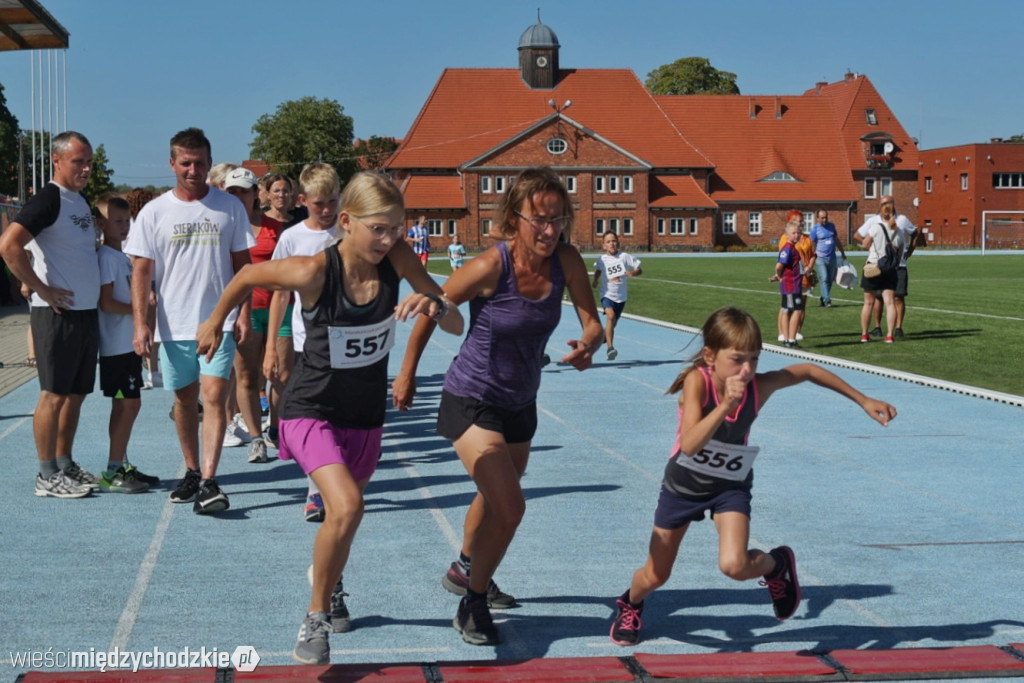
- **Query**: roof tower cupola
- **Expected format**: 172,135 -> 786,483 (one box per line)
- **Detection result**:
518,11 -> 559,89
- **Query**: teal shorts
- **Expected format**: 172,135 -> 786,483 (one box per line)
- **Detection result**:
159,336 -> 237,391
250,305 -> 294,337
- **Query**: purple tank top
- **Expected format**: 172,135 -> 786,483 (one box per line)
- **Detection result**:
443,241 -> 564,409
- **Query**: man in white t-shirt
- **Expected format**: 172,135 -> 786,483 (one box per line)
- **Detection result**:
126,128 -> 255,514
0,131 -> 101,499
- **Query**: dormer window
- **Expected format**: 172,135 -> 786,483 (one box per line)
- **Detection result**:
866,109 -> 878,125
761,171 -> 798,182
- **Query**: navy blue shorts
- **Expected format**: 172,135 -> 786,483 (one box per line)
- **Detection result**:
601,297 -> 626,321
436,389 -> 537,444
653,485 -> 752,530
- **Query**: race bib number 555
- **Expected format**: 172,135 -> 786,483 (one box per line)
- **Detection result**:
674,439 -> 759,482
327,318 -> 396,369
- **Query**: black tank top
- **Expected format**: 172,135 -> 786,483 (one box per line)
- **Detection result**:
279,245 -> 399,428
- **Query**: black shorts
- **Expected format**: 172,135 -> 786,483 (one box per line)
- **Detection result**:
653,485 -> 752,530
99,351 -> 143,399
437,389 -> 538,444
779,292 -> 805,312
895,267 -> 909,298
30,307 -> 98,395
861,269 -> 897,293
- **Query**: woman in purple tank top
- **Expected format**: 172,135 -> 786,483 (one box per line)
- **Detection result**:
394,167 -> 603,646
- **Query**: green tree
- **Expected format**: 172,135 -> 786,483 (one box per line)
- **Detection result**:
645,57 -> 740,95
353,136 -> 399,171
250,97 -> 357,181
0,83 -> 21,197
82,144 -> 115,204
1008,134 -> 1024,143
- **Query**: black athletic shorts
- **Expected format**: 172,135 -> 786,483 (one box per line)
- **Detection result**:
100,351 -> 143,399
436,389 -> 538,444
30,307 -> 98,395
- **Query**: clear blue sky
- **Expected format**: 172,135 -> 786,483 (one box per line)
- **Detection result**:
1,0 -> 1020,187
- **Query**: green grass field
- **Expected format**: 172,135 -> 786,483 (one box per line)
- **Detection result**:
430,252 -> 1024,396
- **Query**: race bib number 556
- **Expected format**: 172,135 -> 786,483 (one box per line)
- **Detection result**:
327,318 -> 396,369
674,439 -> 759,482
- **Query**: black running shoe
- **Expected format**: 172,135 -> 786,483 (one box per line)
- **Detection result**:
169,469 -> 201,503
193,478 -> 230,514
453,594 -> 499,645
869,326 -> 883,338
609,589 -> 643,646
330,576 -> 351,633
760,545 -> 801,620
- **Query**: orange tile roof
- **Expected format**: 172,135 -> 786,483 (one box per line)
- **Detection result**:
804,74 -> 919,169
656,95 -> 856,202
389,68 -> 711,169
400,175 -> 466,209
649,175 -> 716,208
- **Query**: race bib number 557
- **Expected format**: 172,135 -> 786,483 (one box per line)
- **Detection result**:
327,318 -> 396,369
674,439 -> 759,482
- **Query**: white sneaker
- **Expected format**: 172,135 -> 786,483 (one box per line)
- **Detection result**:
223,426 -> 244,447
795,333 -> 804,341
777,334 -> 785,342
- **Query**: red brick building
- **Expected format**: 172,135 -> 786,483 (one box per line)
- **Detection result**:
386,18 -> 919,252
916,141 -> 1024,247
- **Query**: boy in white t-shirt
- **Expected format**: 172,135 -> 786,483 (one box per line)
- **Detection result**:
591,231 -> 642,361
95,194 -> 159,492
263,163 -> 341,524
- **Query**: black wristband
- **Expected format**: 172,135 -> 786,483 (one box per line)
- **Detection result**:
423,292 -> 448,320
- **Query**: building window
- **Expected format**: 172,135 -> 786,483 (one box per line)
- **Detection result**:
866,108 -> 877,125
761,171 -> 797,182
688,217 -> 698,235
447,219 -> 457,236
623,218 -> 634,236
564,175 -> 577,193
657,217 -> 666,235
994,172 -> 1024,188
608,218 -> 619,234
494,176 -> 506,194
880,178 -> 892,196
608,176 -> 619,193
595,176 -> 605,193
961,173 -> 969,190
595,218 -> 605,234
481,219 -> 491,236
622,176 -> 634,193
722,212 -> 736,235
961,218 -> 968,226
670,218 -> 685,235
427,219 -> 443,237
546,138 -> 567,155
748,211 -> 762,235
803,212 -> 814,230
925,176 -> 933,193
864,177 -> 877,198
480,176 -> 491,194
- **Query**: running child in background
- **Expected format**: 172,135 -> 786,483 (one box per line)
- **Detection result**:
197,171 -> 463,666
591,230 -> 641,361
448,235 -> 466,271
94,193 -> 159,492
609,306 -> 896,646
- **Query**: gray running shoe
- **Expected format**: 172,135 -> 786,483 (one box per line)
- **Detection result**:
100,466 -> 149,494
34,471 -> 92,499
330,577 -> 351,633
62,461 -> 101,490
247,438 -> 269,464
606,347 -> 618,361
292,611 -> 331,665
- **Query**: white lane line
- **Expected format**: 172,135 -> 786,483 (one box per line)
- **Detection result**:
0,415 -> 30,442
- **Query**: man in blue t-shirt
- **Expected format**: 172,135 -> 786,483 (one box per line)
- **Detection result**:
809,209 -> 846,307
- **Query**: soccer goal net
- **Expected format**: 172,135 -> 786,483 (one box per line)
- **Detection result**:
981,211 -> 1024,254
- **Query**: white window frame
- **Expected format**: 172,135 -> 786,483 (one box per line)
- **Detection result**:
427,219 -> 443,237
546,138 -> 567,155
722,212 -> 736,235
748,211 -> 762,235
494,175 -> 506,194
622,176 -> 634,193
480,176 -> 491,194
447,219 -> 457,236
961,173 -> 969,191
880,177 -> 892,196
657,217 -> 666,235
608,176 -> 619,193
925,176 -> 933,193
595,218 -> 605,234
623,218 -> 634,236
595,176 -> 606,193
669,218 -> 685,235
864,177 -> 877,199
803,212 -> 814,230
481,219 -> 491,236
564,175 -> 577,193
994,172 -> 1024,188
689,217 -> 698,235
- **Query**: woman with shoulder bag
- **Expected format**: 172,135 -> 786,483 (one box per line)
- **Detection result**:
858,197 -> 904,343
